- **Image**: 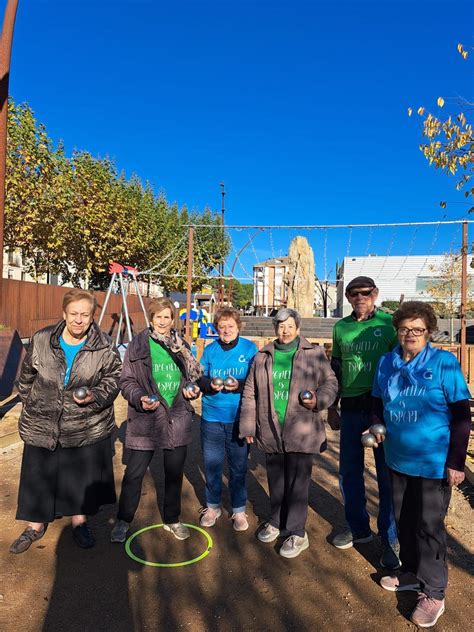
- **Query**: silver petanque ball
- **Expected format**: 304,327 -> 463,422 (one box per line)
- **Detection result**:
148,394 -> 159,403
300,390 -> 313,401
224,376 -> 237,387
361,433 -> 377,448
185,383 -> 197,394
369,423 -> 386,436
211,377 -> 224,387
74,387 -> 88,401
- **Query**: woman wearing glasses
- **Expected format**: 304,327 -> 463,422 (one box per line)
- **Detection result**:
371,301 -> 471,628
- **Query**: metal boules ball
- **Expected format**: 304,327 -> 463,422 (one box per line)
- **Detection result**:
369,423 -> 386,436
148,394 -> 159,403
361,433 -> 377,448
224,376 -> 237,387
211,377 -> 224,387
74,387 -> 89,401
300,390 -> 313,401
185,383 -> 197,394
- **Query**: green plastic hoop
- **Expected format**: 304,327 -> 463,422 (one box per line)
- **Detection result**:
124,523 -> 213,568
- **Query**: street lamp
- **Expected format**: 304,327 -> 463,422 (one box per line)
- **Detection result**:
218,181 -> 225,305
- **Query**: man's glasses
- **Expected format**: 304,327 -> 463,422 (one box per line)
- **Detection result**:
347,289 -> 373,298
397,327 -> 427,337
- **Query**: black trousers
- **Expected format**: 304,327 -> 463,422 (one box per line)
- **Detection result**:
265,452 -> 314,537
390,468 -> 452,600
117,446 -> 187,525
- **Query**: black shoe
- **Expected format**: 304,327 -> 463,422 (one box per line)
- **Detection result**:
9,525 -> 46,554
380,541 -> 401,570
73,523 -> 95,549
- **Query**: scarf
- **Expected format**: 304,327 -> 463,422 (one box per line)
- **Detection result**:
150,328 -> 203,383
274,337 -> 300,352
387,342 -> 437,401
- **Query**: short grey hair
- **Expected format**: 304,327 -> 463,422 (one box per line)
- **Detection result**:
272,308 -> 301,331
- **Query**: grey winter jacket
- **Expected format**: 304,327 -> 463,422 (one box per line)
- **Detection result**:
18,321 -> 122,450
119,328 -> 195,451
239,337 -> 338,454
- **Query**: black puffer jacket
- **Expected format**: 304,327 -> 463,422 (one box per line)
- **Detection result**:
17,320 -> 122,450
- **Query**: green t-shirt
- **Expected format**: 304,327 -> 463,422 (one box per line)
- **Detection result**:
272,341 -> 298,426
149,339 -> 182,407
332,309 -> 397,398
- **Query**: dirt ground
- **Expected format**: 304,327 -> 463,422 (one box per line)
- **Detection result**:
0,397 -> 473,632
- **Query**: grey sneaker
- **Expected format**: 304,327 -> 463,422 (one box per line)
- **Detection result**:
380,541 -> 401,570
199,507 -> 222,528
111,519 -> 130,543
9,525 -> 45,554
163,522 -> 190,540
410,594 -> 445,628
332,528 -> 372,549
380,571 -> 420,592
279,533 -> 309,559
257,522 -> 280,543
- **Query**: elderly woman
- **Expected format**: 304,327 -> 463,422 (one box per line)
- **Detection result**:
111,297 -> 202,543
372,301 -> 471,628
10,289 -> 121,553
197,307 -> 257,531
240,308 -> 338,558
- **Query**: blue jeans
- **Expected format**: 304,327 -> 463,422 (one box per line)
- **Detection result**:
339,407 -> 397,544
201,420 -> 249,513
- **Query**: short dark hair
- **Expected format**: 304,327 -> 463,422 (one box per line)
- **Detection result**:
213,307 -> 242,330
393,301 -> 438,333
62,288 -> 97,315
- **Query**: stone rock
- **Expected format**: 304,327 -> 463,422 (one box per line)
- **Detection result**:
286,236 -> 315,318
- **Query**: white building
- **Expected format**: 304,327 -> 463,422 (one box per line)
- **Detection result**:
253,257 -> 289,315
337,254 -> 474,317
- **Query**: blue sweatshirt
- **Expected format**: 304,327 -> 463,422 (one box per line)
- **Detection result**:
201,337 -> 257,423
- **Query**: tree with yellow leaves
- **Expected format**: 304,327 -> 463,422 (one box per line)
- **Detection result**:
408,43 -> 473,210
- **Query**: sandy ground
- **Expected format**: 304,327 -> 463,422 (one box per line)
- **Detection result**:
0,397 -> 473,632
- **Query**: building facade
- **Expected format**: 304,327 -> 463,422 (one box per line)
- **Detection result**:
337,254 -> 474,316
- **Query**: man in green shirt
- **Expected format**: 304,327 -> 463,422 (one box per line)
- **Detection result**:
329,276 -> 399,570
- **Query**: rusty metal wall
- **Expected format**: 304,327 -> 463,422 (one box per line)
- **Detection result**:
0,279 -> 150,338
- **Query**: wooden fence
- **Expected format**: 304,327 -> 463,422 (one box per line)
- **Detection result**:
0,279 -> 151,339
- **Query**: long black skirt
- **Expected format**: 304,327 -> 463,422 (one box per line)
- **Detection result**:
16,437 -> 116,523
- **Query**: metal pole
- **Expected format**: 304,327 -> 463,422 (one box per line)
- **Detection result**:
185,226 -> 194,343
0,0 -> 19,311
97,272 -> 117,327
460,221 -> 468,378
119,273 -> 133,343
218,182 -> 225,305
132,274 -> 150,328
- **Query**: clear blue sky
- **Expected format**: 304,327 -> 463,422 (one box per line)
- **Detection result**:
9,0 -> 473,281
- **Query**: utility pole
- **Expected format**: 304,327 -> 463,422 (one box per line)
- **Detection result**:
185,226 -> 194,343
0,0 -> 19,312
218,182 -> 225,305
460,220 -> 468,378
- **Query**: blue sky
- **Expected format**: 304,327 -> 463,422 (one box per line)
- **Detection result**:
9,0 -> 473,281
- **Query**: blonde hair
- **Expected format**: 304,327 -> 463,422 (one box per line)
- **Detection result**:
147,297 -> 176,321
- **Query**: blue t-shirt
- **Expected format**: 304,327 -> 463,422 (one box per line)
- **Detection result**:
201,337 -> 258,423
60,336 -> 86,385
373,346 -> 471,479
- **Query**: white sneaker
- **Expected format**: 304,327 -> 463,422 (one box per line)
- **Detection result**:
257,522 -> 280,543
199,507 -> 222,527
163,522 -> 190,540
279,533 -> 309,558
231,512 -> 249,531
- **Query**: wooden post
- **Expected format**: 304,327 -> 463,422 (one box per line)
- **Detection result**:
0,0 -> 19,313
185,226 -> 194,343
460,221 -> 468,378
